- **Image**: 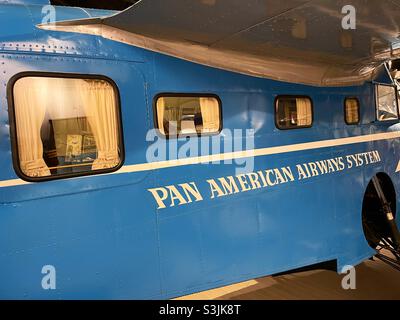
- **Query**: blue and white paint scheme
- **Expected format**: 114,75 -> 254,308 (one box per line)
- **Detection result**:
0,0 -> 399,299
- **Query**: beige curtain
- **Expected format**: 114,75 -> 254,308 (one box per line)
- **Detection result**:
156,97 -> 165,134
158,97 -> 179,135
345,99 -> 359,123
283,101 -> 291,125
80,80 -> 120,170
200,97 -> 219,132
296,98 -> 311,126
14,78 -> 51,177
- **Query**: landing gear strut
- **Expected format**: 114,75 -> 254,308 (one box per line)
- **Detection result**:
369,176 -> 400,271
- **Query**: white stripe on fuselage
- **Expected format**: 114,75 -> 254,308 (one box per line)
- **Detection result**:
1,131 -> 399,188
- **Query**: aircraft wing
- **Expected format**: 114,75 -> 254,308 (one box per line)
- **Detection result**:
38,0 -> 400,86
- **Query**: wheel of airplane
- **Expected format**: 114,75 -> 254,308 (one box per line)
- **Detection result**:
362,173 -> 400,270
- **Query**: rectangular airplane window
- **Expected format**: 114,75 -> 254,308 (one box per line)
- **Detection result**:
344,98 -> 360,125
11,75 -> 122,180
376,84 -> 399,121
275,96 -> 313,129
155,95 -> 221,137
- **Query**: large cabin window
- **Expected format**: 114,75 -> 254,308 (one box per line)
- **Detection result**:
11,75 -> 123,180
275,96 -> 313,129
375,84 -> 399,121
344,97 -> 360,125
155,95 -> 221,137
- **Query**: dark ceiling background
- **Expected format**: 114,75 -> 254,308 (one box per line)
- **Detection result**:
50,0 -> 137,10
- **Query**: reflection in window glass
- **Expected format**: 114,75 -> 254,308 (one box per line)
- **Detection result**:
13,76 -> 121,178
396,79 -> 400,110
156,96 -> 221,136
376,85 -> 398,121
345,98 -> 360,124
276,97 -> 312,129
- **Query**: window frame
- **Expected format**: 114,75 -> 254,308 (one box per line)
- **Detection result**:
374,83 -> 400,122
7,71 -> 125,183
274,95 -> 314,130
153,93 -> 223,138
344,97 -> 361,125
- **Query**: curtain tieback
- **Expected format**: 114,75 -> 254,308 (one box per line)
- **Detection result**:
92,151 -> 120,170
21,159 -> 51,177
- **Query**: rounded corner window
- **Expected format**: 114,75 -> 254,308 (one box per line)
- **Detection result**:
8,74 -> 124,181
375,84 -> 399,121
275,96 -> 313,130
154,94 -> 222,137
344,97 -> 360,125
